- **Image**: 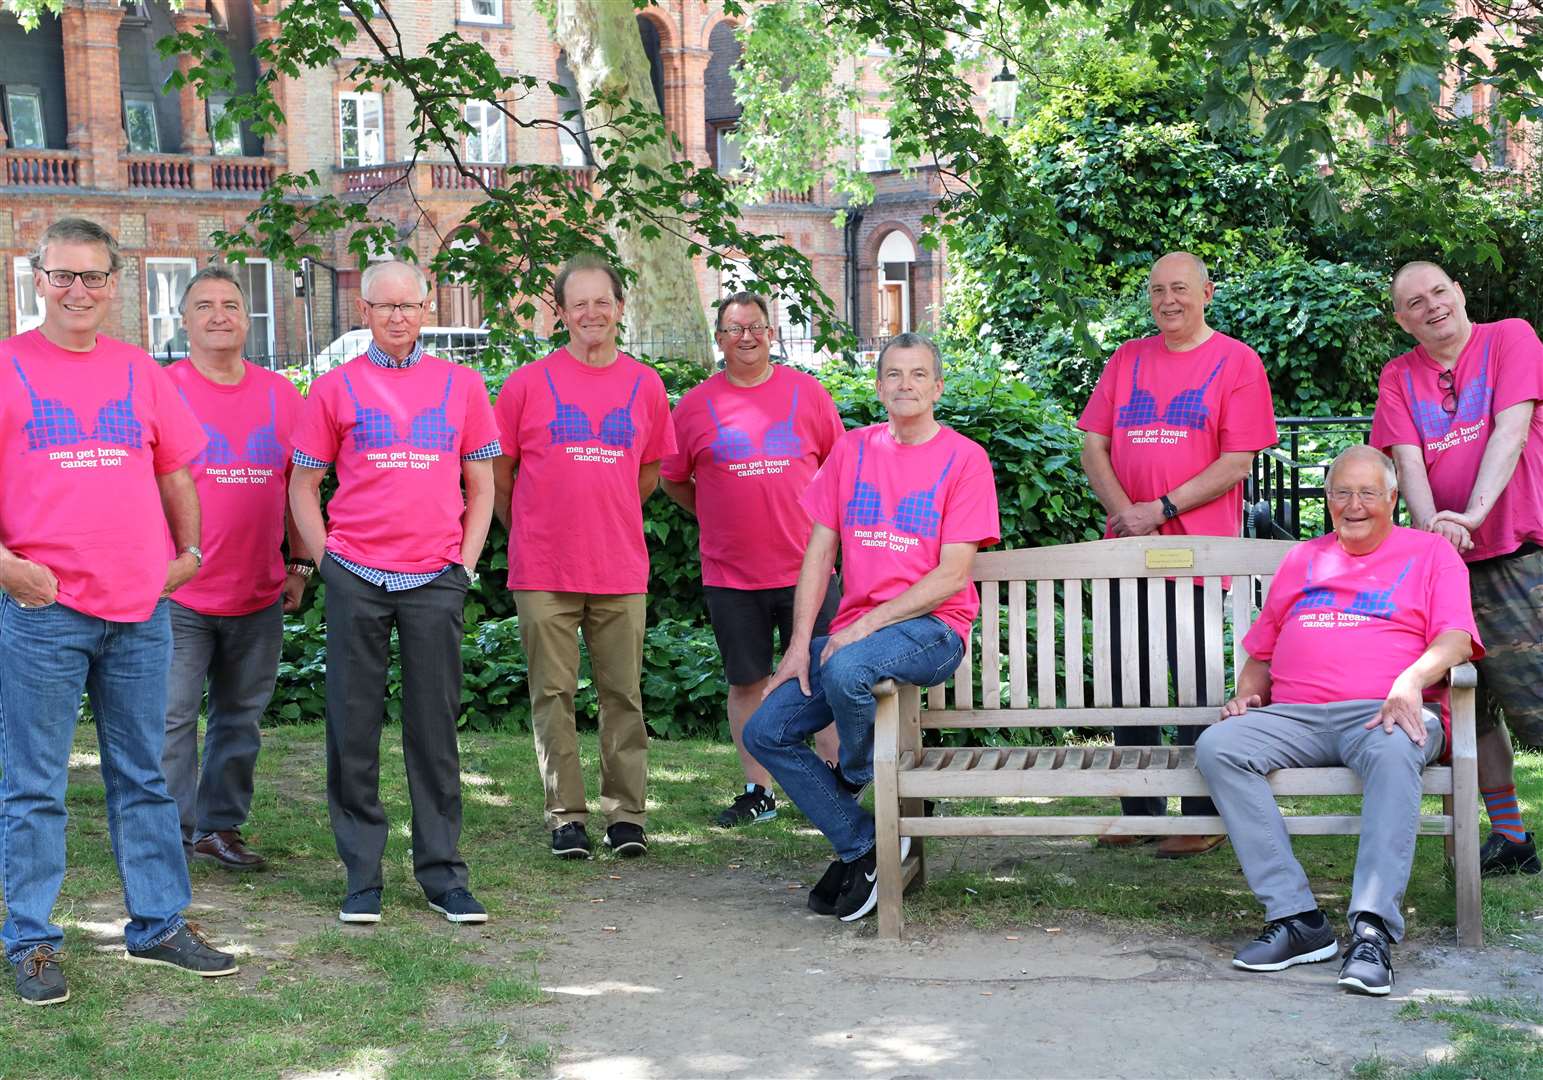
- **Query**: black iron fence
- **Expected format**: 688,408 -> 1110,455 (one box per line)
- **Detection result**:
1246,416 -> 1409,539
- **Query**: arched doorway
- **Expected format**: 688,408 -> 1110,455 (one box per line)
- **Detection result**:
875,230 -> 915,338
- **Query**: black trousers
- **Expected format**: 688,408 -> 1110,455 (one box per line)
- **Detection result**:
321,556 -> 471,897
1106,579 -> 1218,818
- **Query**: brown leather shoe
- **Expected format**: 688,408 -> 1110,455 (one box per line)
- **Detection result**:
1155,834 -> 1227,859
191,830 -> 267,871
1095,834 -> 1156,849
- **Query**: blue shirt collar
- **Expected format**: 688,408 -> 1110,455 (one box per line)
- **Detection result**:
366,338 -> 423,369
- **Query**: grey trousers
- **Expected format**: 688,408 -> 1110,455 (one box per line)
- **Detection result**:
1195,700 -> 1443,941
163,599 -> 284,841
321,556 -> 471,898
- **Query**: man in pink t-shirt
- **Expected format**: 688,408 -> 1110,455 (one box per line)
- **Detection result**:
744,334 -> 1000,922
1077,251 -> 1279,856
1371,260 -> 1541,878
492,256 -> 676,862
290,260 -> 500,927
661,291 -> 847,829
1196,446 -> 1479,995
0,218 -> 238,1005
161,266 -> 310,874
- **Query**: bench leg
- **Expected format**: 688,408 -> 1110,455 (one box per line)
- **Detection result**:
1443,794 -> 1456,866
1450,683 -> 1482,947
901,797 -> 926,892
874,685 -> 905,940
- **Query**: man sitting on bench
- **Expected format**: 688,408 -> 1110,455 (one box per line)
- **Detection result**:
745,333 -> 1000,922
1197,445 -> 1481,996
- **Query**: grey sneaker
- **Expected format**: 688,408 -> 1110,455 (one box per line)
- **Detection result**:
125,923 -> 238,978
1232,914 -> 1338,972
1338,921 -> 1394,996
14,944 -> 68,1006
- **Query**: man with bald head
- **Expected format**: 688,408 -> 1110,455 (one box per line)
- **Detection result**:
290,259 -> 502,924
1079,251 -> 1278,856
1370,260 -> 1542,876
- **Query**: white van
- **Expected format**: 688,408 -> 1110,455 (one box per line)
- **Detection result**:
311,326 -> 491,373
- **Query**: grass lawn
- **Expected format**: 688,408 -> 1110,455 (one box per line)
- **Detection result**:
1,724 -> 1538,1078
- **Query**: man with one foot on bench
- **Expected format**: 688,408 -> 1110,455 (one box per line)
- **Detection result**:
1197,445 -> 1480,996
745,333 -> 999,922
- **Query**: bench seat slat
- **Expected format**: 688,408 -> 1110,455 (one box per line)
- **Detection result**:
921,707 -> 1221,727
896,815 -> 1455,837
896,764 -> 1454,798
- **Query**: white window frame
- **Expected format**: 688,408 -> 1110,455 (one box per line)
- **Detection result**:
4,86 -> 45,150
13,257 -> 44,334
123,94 -> 161,154
460,0 -> 501,23
236,259 -> 275,362
715,125 -> 743,175
145,258 -> 196,359
338,91 -> 384,168
859,117 -> 891,172
464,101 -> 506,164
207,96 -> 243,156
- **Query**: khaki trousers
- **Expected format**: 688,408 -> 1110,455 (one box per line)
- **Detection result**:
514,590 -> 647,829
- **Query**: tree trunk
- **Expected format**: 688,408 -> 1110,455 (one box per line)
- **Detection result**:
551,0 -> 713,366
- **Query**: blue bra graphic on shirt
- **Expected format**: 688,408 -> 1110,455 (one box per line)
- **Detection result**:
180,386 -> 283,469
708,386 -> 803,463
12,356 -> 143,450
343,370 -> 458,452
1291,558 -> 1411,621
844,440 -> 955,539
1407,340 -> 1493,442
545,369 -> 639,449
1116,355 -> 1226,430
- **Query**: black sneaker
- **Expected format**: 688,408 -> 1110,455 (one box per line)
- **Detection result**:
604,822 -> 648,858
1338,920 -> 1394,996
427,887 -> 488,924
810,837 -> 909,916
339,887 -> 383,924
1480,831 -> 1541,877
827,760 -> 871,801
551,822 -> 592,860
125,923 -> 238,977
834,848 -> 880,922
1231,914 -> 1338,972
14,944 -> 68,1006
715,784 -> 778,827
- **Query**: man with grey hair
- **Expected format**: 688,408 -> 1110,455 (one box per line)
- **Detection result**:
1078,250 -> 1278,856
1198,445 -> 1479,995
745,333 -> 1001,921
290,258 -> 501,925
1,217 -> 238,1005
1371,259 -> 1541,876
162,266 -> 310,872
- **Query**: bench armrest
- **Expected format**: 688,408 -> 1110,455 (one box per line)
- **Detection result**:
1449,661 -> 1477,690
873,679 -> 899,697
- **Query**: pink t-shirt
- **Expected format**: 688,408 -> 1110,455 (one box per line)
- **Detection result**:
165,360 -> 305,616
0,330 -> 205,622
1243,527 -> 1483,743
496,348 -> 676,594
661,366 -> 845,590
801,424 -> 1000,643
1370,319 -> 1543,562
291,354 -> 499,572
1078,331 -> 1277,538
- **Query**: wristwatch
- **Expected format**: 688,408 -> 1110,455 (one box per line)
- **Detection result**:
287,558 -> 316,579
1159,495 -> 1179,520
179,545 -> 204,567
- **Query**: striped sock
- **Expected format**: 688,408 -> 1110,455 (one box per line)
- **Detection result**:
1481,785 -> 1526,844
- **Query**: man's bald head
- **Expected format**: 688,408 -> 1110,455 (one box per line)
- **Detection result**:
1146,251 -> 1215,347
1149,251 -> 1210,286
1390,260 -> 1452,311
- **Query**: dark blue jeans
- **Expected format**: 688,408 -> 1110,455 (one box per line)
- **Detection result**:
744,615 -> 963,861
0,596 -> 190,963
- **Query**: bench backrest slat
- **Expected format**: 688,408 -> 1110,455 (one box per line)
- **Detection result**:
1008,579 -> 1029,709
1090,577 -> 1112,708
1145,577 -> 1167,705
1063,579 -> 1084,708
1036,580 -> 1056,707
981,579 -> 1001,706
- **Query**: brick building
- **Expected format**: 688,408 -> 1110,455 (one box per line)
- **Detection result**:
1,0 -> 972,366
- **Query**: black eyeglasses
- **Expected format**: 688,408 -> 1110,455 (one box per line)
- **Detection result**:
362,301 -> 426,317
1438,368 -> 1457,416
40,268 -> 113,289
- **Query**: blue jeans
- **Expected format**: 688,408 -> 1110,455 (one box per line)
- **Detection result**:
744,615 -> 963,861
0,596 -> 191,963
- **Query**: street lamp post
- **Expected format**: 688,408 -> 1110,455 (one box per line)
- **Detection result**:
989,60 -> 1019,126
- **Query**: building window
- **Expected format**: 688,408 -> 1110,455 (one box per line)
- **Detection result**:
460,0 -> 501,22
860,118 -> 891,172
875,230 -> 915,337
1451,66 -> 1474,120
338,91 -> 384,168
715,126 -> 743,175
1490,96 -> 1509,169
235,259 -> 274,362
145,258 -> 196,358
3,86 -> 45,150
123,94 -> 161,154
13,258 -> 44,334
464,101 -> 506,164
208,97 -> 243,156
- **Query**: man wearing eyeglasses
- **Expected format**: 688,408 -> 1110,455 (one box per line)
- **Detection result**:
290,259 -> 501,926
0,217 -> 239,1006
1370,260 -> 1542,876
661,292 -> 847,829
1078,251 -> 1279,857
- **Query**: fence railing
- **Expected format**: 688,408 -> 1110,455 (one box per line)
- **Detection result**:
1243,416 -> 1413,540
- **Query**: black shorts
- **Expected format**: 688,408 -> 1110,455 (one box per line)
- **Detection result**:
703,576 -> 841,686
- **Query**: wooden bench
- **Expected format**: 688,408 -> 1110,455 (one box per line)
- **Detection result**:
872,536 -> 1482,945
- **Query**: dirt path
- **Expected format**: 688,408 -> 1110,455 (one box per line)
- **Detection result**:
537,865 -> 1543,1079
